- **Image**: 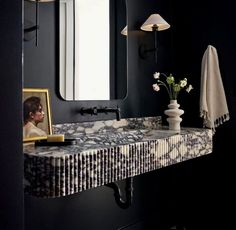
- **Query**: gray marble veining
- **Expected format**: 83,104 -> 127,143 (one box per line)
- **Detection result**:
52,116 -> 162,137
24,116 -> 213,198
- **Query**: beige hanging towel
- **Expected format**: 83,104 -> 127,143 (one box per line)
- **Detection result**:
200,45 -> 230,132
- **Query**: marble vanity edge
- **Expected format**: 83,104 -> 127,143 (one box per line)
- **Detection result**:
24,128 -> 212,198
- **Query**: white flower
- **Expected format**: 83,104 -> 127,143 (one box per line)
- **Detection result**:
186,84 -> 193,93
152,83 -> 160,92
153,72 -> 160,79
152,72 -> 193,100
180,78 -> 187,87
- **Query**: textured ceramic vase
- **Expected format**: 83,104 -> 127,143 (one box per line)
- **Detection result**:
164,100 -> 184,131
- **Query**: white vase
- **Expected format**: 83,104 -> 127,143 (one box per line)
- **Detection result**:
164,100 -> 184,131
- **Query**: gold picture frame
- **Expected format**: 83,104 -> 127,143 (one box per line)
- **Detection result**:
23,88 -> 52,142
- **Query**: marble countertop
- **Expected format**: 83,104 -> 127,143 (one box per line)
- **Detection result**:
24,127 -> 211,157
24,117 -> 213,198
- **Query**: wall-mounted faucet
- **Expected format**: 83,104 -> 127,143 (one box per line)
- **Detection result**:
80,106 -> 121,121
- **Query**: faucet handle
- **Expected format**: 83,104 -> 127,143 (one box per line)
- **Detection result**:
80,107 -> 97,116
93,107 -> 98,115
80,107 -> 85,115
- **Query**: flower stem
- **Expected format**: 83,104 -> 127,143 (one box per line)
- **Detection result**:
158,81 -> 172,99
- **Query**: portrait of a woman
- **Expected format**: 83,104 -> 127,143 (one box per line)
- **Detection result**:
23,96 -> 47,138
23,88 -> 52,142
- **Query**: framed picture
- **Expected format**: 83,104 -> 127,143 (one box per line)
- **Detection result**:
23,88 -> 52,142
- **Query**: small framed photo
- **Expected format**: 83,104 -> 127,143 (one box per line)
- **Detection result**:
23,88 -> 52,142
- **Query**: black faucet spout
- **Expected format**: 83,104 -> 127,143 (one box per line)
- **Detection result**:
80,106 -> 121,121
97,106 -> 121,121
116,107 -> 121,121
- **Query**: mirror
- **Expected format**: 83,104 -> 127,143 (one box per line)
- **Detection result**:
60,0 -> 127,100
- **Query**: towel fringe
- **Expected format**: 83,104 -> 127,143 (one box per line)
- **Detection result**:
200,110 -> 230,134
214,113 -> 230,128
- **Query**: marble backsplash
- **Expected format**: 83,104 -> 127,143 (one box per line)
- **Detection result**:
52,116 -> 162,137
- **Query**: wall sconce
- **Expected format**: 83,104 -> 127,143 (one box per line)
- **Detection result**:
121,25 -> 128,36
140,13 -> 170,63
24,0 -> 55,46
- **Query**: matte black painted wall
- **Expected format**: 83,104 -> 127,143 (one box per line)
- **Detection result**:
23,0 -> 235,229
24,0 -> 172,124
24,1 -> 174,230
154,1 -> 236,229
0,1 -> 23,230
170,1 -> 236,229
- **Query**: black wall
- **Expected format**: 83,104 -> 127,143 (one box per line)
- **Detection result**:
23,0 -> 236,230
171,1 -> 236,229
24,0 -> 172,124
0,1 -> 23,230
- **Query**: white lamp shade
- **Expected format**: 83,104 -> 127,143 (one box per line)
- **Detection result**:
121,25 -> 127,36
141,14 -> 170,31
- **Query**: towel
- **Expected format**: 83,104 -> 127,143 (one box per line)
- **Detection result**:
200,45 -> 230,132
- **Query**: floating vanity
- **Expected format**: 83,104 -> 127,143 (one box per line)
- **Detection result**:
24,116 -> 213,198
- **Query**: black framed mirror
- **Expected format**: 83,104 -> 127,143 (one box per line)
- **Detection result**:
59,0 -> 127,100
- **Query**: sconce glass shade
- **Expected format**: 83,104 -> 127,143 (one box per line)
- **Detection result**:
141,14 -> 170,31
121,25 -> 127,36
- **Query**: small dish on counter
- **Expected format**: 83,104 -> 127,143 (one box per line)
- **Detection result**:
34,139 -> 77,146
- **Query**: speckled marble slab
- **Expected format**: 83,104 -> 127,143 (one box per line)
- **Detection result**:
24,117 -> 213,198
52,116 -> 162,136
